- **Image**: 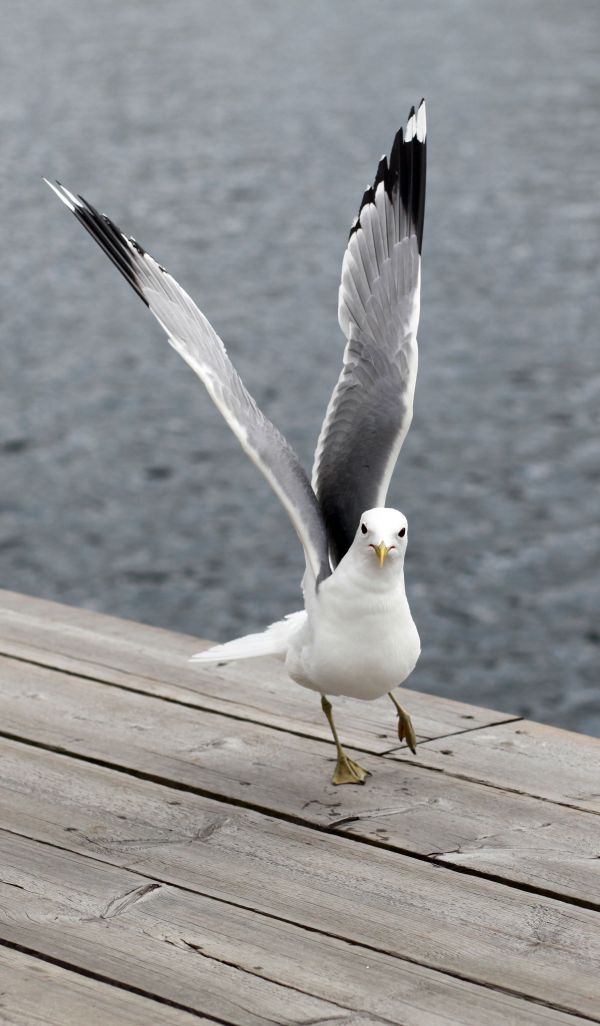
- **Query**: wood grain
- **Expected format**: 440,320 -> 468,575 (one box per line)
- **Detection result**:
0,829 -> 597,1025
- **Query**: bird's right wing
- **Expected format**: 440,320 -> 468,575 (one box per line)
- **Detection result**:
46,182 -> 331,584
312,102 -> 426,567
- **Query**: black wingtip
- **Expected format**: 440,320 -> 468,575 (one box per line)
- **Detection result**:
47,183 -> 150,307
349,102 -> 426,252
374,156 -> 388,190
349,181 -> 377,239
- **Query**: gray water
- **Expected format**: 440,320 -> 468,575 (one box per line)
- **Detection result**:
1,0 -> 599,732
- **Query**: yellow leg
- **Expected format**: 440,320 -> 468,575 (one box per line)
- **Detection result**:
388,692 -> 417,754
321,695 -> 370,785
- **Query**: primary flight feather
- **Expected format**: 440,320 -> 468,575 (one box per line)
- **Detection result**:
47,100 -> 426,785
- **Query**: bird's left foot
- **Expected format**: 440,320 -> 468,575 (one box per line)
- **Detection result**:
389,693 -> 417,754
332,751 -> 370,785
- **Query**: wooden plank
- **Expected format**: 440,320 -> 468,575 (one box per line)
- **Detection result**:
2,589 -> 592,817
0,946 -> 209,1025
401,720 -> 600,814
0,828 -> 596,1025
2,732 -> 600,995
1,657 -> 599,907
0,831 -> 351,1026
0,588 -> 516,753
2,722 -> 600,1015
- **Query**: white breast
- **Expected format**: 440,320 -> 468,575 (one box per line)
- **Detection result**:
286,562 -> 421,701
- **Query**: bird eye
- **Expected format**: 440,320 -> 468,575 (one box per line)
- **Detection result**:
398,527 -> 406,537
361,523 -> 367,535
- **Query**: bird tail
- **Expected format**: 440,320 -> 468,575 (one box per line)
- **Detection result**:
190,610 -> 306,665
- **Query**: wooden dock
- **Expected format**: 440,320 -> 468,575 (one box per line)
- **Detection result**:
0,588 -> 598,1025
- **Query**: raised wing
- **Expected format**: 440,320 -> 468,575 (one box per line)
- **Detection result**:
312,101 -> 426,567
46,181 -> 331,585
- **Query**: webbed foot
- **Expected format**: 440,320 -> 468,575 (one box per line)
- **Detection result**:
332,752 -> 370,786
321,693 -> 371,785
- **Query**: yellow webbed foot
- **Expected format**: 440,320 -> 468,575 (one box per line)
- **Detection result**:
332,752 -> 370,785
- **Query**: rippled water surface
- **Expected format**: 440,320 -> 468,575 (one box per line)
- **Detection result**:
1,0 -> 599,732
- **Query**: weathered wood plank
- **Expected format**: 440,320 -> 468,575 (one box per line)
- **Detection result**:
399,720 -> 600,814
0,588 -> 516,753
0,832 -> 351,1026
0,829 -> 597,1024
1,592 -> 599,1022
0,946 -> 209,1025
2,731 -> 600,996
2,703 -> 600,1016
2,726 -> 600,915
1,657 -> 599,907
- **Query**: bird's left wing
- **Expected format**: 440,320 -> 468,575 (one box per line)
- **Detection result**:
46,182 -> 331,584
312,102 -> 426,567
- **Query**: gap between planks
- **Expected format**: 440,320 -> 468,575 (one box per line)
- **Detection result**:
0,642 -> 596,823
0,945 -> 215,1026
7,646 -> 591,823
1,593 -> 597,819
0,588 -> 520,753
1,828 -> 599,1026
1,652 -> 599,910
0,938 -> 383,1026
2,727 -> 599,1009
0,645 -> 505,755
0,939 -> 234,1026
1,723 -> 600,919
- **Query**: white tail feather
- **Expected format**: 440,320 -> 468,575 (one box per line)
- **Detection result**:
190,611 -> 306,664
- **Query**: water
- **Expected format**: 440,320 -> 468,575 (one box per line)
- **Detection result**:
1,0 -> 599,732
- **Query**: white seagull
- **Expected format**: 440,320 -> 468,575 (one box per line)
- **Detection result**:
46,99 -> 426,785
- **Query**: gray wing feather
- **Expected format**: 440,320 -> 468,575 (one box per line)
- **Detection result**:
46,181 -> 331,584
312,101 -> 426,566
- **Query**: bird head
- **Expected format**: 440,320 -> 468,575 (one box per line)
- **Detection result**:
352,507 -> 409,570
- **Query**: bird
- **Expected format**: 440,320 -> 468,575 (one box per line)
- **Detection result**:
46,98 -> 426,786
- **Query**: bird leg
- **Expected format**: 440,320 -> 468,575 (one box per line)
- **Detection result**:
320,695 -> 370,785
388,692 -> 417,754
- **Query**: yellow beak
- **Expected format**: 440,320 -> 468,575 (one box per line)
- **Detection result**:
374,541 -> 391,568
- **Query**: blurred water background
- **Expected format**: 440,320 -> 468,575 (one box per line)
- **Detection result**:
1,0 -> 599,732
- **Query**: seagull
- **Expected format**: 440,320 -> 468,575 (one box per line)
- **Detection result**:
46,99 -> 426,785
